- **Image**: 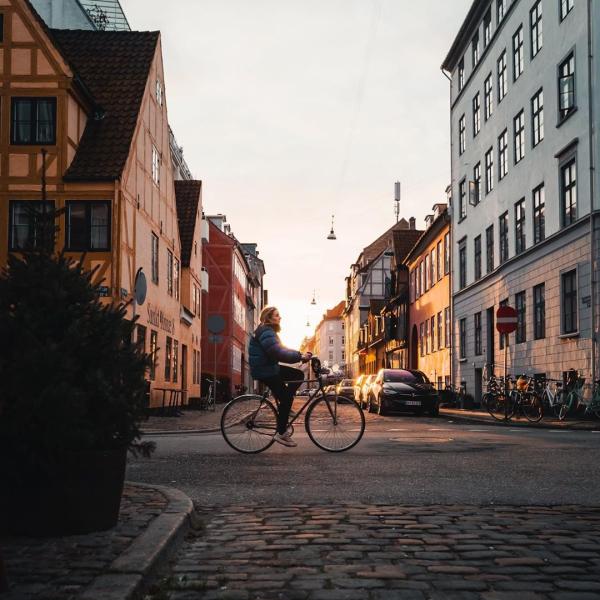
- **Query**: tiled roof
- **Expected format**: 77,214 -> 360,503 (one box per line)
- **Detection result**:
174,180 -> 202,267
360,218 -> 410,267
51,29 -> 159,181
324,300 -> 345,320
392,229 -> 424,264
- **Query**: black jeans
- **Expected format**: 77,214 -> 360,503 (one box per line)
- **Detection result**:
260,365 -> 305,434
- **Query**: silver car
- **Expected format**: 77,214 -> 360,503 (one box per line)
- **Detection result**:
359,374 -> 376,410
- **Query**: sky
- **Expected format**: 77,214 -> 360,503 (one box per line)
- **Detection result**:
124,0 -> 472,349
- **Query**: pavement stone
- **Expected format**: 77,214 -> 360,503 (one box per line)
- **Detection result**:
149,503 -> 600,600
1,482 -> 192,600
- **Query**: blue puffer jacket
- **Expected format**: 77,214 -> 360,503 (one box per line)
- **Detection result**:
249,325 -> 302,379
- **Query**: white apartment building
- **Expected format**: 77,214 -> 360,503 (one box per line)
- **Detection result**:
314,301 -> 346,372
442,0 -> 600,400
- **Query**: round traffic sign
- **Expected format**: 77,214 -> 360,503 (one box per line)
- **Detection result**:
496,305 -> 518,334
207,314 -> 226,334
134,270 -> 147,306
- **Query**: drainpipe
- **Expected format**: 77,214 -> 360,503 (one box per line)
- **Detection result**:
587,0 -> 596,386
441,66 -> 453,387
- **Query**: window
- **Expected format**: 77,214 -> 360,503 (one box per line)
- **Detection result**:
137,325 -> 147,352
459,114 -> 466,155
328,351 -> 334,362
192,284 -> 200,315
419,323 -> 424,356
329,336 -> 334,346
149,330 -> 158,380
430,316 -> 435,352
66,201 -> 110,251
531,88 -> 544,146
8,201 -> 54,251
485,147 -> 494,193
562,269 -> 577,334
499,212 -> 509,264
444,307 -> 450,348
444,233 -> 450,274
561,157 -> 577,226
483,9 -> 492,47
424,254 -> 430,291
458,239 -> 467,290
515,198 -> 526,255
151,233 -> 159,283
516,291 -> 526,343
514,110 -> 525,164
473,93 -> 481,136
173,340 -> 179,383
474,235 -> 482,281
484,73 -> 493,120
473,162 -> 481,205
156,79 -> 163,106
0,14 -> 4,43
167,250 -> 174,296
437,241 -> 442,281
458,57 -> 465,91
474,312 -> 482,355
459,179 -> 467,220
513,26 -> 524,80
472,31 -> 480,67
341,350 -> 346,361
533,183 -> 545,244
497,0 -> 506,22
165,336 -> 172,381
459,318 -> 467,359
11,97 -> 57,145
497,51 -> 507,101
174,257 -> 180,301
534,283 -> 545,339
437,312 -> 443,351
498,130 -> 508,180
192,349 -> 198,385
430,249 -> 435,287
558,53 -> 576,120
152,145 -> 160,185
424,320 -> 429,354
530,1 -> 542,58
560,0 -> 573,21
486,225 -> 494,273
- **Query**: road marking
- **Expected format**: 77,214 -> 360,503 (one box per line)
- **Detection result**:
388,428 -> 408,431
548,430 -> 571,433
429,428 -> 451,431
509,429 -> 530,432
469,429 -> 490,432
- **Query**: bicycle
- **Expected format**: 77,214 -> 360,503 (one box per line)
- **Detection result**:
537,377 -> 566,419
559,375 -> 600,420
220,357 -> 365,454
201,377 -> 217,411
486,375 -> 543,422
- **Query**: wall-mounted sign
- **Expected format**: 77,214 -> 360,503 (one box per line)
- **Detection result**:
97,286 -> 109,297
147,303 -> 175,335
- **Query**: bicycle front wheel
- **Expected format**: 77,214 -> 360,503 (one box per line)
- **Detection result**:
221,395 -> 277,454
487,393 -> 510,421
521,392 -> 544,422
305,394 -> 365,452
558,391 -> 574,421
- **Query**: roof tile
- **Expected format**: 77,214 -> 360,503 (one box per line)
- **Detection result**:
174,180 -> 202,267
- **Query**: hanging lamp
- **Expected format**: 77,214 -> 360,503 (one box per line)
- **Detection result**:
327,214 -> 337,240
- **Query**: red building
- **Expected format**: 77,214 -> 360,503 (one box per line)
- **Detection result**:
201,215 -> 251,400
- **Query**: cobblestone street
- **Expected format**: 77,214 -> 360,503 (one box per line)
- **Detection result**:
153,503 -> 600,600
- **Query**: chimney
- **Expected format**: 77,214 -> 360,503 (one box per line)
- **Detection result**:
409,217 -> 416,230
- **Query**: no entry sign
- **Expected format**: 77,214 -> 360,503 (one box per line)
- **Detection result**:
496,305 -> 518,334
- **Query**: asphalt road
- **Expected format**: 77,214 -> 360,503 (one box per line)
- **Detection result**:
128,413 -> 600,507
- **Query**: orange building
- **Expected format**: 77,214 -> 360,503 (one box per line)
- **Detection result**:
0,0 -> 206,407
406,204 -> 451,390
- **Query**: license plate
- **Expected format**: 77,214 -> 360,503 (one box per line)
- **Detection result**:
405,400 -> 421,406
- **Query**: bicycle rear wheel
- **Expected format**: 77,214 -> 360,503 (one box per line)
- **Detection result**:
551,390 -> 565,419
521,392 -> 543,422
305,394 -> 365,452
221,395 -> 277,454
487,392 -> 511,421
558,391 -> 575,421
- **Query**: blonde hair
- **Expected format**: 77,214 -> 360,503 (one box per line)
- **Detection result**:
260,306 -> 280,332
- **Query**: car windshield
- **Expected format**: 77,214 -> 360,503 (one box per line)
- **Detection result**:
340,379 -> 353,386
383,370 -> 430,384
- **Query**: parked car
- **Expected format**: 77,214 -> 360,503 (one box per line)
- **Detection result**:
354,375 -> 366,405
367,368 -> 439,417
358,375 -> 376,409
336,379 -> 355,401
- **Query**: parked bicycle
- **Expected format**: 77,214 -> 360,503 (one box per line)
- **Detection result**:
485,375 -> 543,422
536,377 -> 566,419
558,372 -> 600,421
220,357 -> 365,454
201,377 -> 218,411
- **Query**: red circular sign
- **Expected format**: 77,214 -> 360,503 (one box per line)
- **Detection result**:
496,305 -> 518,334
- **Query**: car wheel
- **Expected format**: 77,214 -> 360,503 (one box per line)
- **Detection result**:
428,404 -> 439,418
368,395 -> 375,413
377,395 -> 386,416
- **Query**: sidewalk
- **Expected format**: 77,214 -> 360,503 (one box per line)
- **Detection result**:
441,406 -> 600,430
142,406 -> 226,434
0,482 -> 193,600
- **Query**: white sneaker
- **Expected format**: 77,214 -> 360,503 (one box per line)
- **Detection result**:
273,431 -> 297,447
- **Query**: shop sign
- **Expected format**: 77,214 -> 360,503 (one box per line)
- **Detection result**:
147,303 -> 175,335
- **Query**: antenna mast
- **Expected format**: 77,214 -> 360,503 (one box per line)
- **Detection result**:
394,181 -> 401,223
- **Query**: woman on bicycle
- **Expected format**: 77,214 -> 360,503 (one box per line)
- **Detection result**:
249,306 -> 311,447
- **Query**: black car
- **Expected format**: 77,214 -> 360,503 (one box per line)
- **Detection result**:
367,368 -> 439,417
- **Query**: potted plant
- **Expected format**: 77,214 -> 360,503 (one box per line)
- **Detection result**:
0,214 -> 154,536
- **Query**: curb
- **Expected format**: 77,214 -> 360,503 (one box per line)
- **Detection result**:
79,482 -> 193,600
142,427 -> 221,435
440,409 -> 600,430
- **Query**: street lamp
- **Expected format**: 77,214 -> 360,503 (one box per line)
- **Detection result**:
327,215 -> 336,240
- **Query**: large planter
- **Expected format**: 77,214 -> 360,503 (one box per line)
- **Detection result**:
0,447 -> 127,537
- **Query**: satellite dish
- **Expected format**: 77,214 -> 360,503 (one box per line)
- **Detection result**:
207,315 -> 226,334
134,269 -> 147,305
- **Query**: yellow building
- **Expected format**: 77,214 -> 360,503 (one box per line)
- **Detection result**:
0,0 -> 205,407
406,204 -> 451,389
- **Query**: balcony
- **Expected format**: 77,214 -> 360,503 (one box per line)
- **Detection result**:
201,267 -> 209,293
201,218 -> 210,244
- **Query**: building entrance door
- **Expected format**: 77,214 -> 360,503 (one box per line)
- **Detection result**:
474,367 -> 482,406
486,307 -> 495,371
410,325 -> 418,369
